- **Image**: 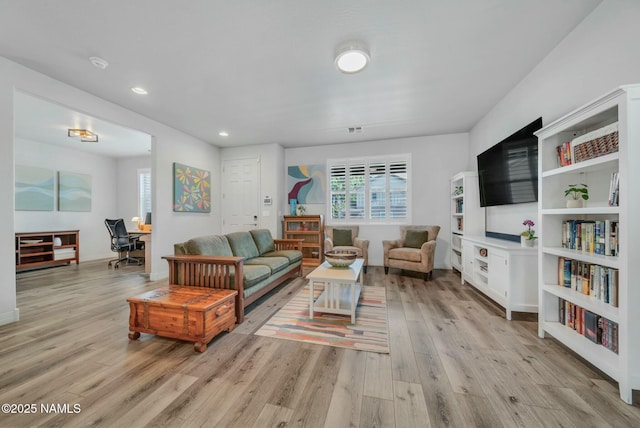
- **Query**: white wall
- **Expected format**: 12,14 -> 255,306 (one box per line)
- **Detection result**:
156,137 -> 221,271
15,137 -> 118,261
285,133 -> 469,268
221,143 -> 285,236
0,56 -> 220,325
468,0 -> 640,237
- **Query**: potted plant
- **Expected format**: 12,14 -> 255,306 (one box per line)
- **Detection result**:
520,219 -> 537,247
564,183 -> 588,208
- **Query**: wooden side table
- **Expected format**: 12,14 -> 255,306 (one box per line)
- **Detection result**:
127,286 -> 237,352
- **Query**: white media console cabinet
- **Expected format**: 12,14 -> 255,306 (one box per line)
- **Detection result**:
461,235 -> 538,320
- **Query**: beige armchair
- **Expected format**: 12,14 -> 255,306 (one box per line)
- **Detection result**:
324,226 -> 369,273
383,225 -> 440,280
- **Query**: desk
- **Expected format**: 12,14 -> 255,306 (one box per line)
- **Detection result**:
129,230 -> 152,274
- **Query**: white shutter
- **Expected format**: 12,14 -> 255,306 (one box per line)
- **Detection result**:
138,169 -> 152,221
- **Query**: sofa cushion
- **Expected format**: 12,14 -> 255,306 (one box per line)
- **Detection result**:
389,247 -> 422,262
243,261 -> 302,298
250,229 -> 276,255
264,250 -> 303,263
230,264 -> 271,289
185,235 -> 233,256
226,231 -> 260,259
333,228 -> 353,246
245,256 -> 289,274
404,230 -> 429,248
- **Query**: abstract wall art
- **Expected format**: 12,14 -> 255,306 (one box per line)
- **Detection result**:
287,164 -> 325,204
15,165 -> 55,211
58,171 -> 92,212
173,162 -> 211,212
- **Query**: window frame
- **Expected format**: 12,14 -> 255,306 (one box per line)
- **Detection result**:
137,168 -> 152,221
327,154 -> 411,225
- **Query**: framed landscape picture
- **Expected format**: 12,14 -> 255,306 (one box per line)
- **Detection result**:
173,162 -> 211,212
15,165 -> 55,211
58,171 -> 92,212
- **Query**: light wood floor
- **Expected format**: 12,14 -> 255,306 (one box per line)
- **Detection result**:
1,260 -> 640,428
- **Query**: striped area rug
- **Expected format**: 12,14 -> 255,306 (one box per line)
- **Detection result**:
254,284 -> 389,353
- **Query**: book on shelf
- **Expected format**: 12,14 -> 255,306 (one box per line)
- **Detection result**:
455,198 -> 463,213
556,257 -> 619,307
608,172 -> 620,206
556,141 -> 572,166
562,219 -> 619,256
558,299 -> 618,353
584,310 -> 599,343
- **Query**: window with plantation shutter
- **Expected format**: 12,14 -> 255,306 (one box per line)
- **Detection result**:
138,168 -> 152,221
328,154 -> 410,224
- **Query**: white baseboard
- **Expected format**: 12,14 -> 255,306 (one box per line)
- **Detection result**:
0,308 -> 20,326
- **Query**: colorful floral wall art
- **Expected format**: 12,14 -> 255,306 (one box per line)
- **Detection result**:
173,162 -> 211,212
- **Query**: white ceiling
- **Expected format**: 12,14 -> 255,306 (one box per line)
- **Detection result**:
14,92 -> 152,158
1,0 -> 602,154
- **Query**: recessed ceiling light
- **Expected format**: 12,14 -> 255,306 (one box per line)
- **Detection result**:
218,131 -> 229,137
335,43 -> 370,74
131,87 -> 148,95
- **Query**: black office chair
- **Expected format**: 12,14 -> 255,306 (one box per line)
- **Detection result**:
104,218 -> 144,269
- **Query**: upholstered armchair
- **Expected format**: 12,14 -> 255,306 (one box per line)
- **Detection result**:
383,225 -> 440,280
324,226 -> 369,273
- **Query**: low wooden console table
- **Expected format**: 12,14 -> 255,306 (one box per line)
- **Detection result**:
127,286 -> 237,352
15,230 -> 79,271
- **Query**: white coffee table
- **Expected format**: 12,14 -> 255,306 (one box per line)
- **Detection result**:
306,258 -> 364,324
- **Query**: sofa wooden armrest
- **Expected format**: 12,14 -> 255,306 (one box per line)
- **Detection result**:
163,255 -> 246,322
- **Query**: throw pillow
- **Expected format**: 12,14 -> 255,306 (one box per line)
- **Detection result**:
404,230 -> 429,248
333,229 -> 353,247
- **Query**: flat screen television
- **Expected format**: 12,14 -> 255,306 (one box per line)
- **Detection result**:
477,117 -> 542,207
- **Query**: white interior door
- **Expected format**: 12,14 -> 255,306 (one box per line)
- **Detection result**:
222,158 -> 260,233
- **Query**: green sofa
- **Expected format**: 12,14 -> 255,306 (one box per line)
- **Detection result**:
165,229 -> 302,323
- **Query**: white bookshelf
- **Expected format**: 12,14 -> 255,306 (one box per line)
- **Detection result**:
450,172 -> 485,276
535,84 -> 640,403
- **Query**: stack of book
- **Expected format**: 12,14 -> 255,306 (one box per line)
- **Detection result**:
454,198 -> 463,213
556,141 -> 573,166
608,172 -> 620,206
561,219 -> 619,256
557,257 -> 618,306
559,299 -> 618,353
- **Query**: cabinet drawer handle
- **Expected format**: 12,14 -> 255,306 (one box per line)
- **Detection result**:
215,304 -> 231,317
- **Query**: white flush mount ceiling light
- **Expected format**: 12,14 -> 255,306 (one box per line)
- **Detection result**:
334,43 -> 370,74
218,131 -> 229,137
68,128 -> 98,142
131,87 -> 148,95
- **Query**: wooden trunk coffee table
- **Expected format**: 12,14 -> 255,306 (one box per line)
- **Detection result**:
306,258 -> 364,324
127,286 -> 237,352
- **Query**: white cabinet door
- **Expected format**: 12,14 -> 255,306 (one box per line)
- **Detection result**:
462,240 -> 474,283
488,251 -> 508,299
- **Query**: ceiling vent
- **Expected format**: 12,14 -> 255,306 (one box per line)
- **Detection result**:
348,126 -> 363,134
